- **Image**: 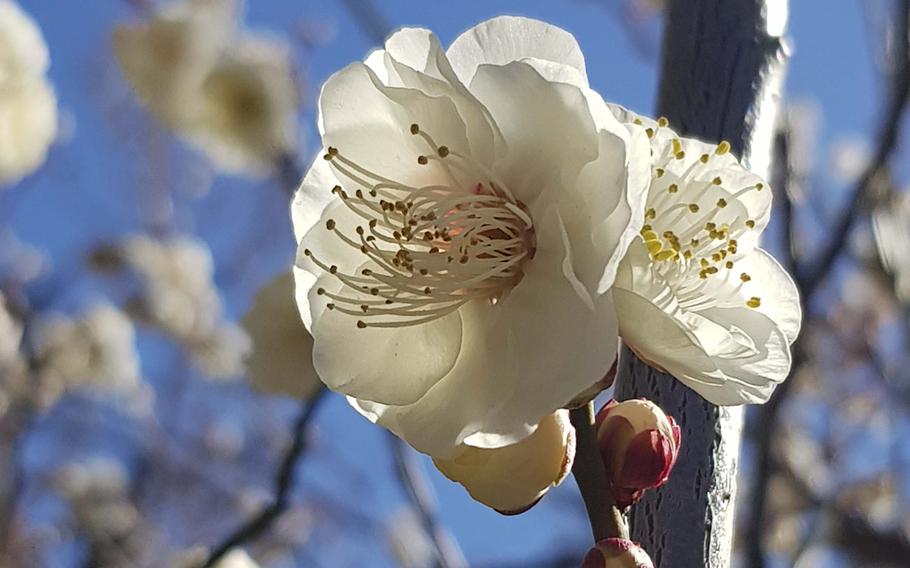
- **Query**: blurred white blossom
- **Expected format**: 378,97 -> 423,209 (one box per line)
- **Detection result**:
387,508 -> 436,568
113,0 -> 298,176
34,305 -> 143,404
242,272 -> 321,399
0,0 -> 57,185
122,235 -> 249,378
0,292 -> 26,416
873,193 -> 910,302
829,136 -> 870,184
54,457 -> 138,539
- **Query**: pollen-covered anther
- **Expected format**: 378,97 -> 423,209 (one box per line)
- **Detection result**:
747,296 -> 761,308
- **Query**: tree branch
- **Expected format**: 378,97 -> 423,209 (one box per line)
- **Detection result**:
796,0 -> 910,298
200,388 -> 328,567
615,1 -> 788,566
568,404 -> 626,542
388,434 -> 467,568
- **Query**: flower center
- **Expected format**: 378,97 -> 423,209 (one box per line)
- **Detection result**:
634,119 -> 764,311
305,124 -> 535,329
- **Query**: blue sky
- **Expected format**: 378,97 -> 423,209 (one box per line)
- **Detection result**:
8,1 -> 901,566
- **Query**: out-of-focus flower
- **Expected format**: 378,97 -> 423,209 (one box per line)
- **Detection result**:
433,411 -> 575,514
113,0 -> 298,176
293,16 -> 650,457
185,36 -> 298,176
242,272 -> 321,399
112,0 -> 238,125
120,235 -> 248,378
582,538 -> 654,568
54,457 -> 137,539
595,399 -> 680,508
829,136 -> 870,184
873,193 -> 910,302
0,0 -> 57,186
0,293 -> 26,416
609,107 -> 801,405
34,305 -> 143,403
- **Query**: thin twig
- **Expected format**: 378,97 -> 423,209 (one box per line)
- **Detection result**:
797,0 -> 910,298
200,388 -> 328,567
568,403 -> 626,542
388,433 -> 467,568
338,0 -> 393,45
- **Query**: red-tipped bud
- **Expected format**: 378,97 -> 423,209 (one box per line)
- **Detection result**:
581,538 -> 654,568
595,399 -> 681,508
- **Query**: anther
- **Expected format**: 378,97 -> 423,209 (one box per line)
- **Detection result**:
317,288 -> 325,295
725,261 -> 734,269
740,273 -> 751,282
329,265 -> 338,274
357,320 -> 367,329
437,146 -> 450,158
716,141 -> 731,155
658,117 -> 669,127
417,155 -> 429,165
746,297 -> 761,308
712,177 -> 722,185
410,123 -> 420,135
716,198 -> 727,208
655,168 -> 665,178
699,154 -> 710,164
326,219 -> 336,230
688,204 -> 700,213
745,220 -> 756,228
668,184 -> 678,193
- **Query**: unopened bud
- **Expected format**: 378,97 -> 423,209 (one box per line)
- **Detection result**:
582,538 -> 654,568
433,411 -> 575,515
595,399 -> 680,508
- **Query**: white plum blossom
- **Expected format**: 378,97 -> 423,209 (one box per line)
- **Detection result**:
292,16 -> 650,456
113,0 -> 297,176
242,272 -> 322,399
121,235 -> 250,379
433,410 -> 575,514
609,107 -> 801,405
0,0 -> 57,186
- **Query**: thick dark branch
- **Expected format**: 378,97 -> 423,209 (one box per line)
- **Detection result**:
797,0 -> 910,297
200,388 -> 327,567
389,434 -> 466,568
616,2 -> 788,566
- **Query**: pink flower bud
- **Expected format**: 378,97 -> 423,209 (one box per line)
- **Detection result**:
595,399 -> 681,508
582,538 -> 654,568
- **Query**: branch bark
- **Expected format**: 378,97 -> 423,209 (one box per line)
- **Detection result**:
614,2 -> 789,567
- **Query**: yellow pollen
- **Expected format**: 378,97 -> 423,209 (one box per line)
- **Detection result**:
646,127 -> 654,138
655,168 -> 665,178
654,250 -> 678,261
725,261 -> 734,269
740,273 -> 751,282
746,220 -> 756,228
747,297 -> 761,308
699,154 -> 710,164
668,183 -> 679,193
755,183 -> 764,191
658,117 -> 669,127
675,151 -> 686,160
688,204 -> 700,213
705,222 -> 716,231
712,177 -> 723,185
672,138 -> 682,155
646,208 -> 657,220
633,118 -> 643,125
716,141 -> 731,155
716,198 -> 728,208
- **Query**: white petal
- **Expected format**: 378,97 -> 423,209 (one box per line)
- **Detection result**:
446,16 -> 587,87
291,152 -> 342,244
468,61 -> 599,206
727,248 -> 801,344
433,411 -> 575,513
349,210 -> 620,456
309,270 -> 463,407
366,28 -> 503,162
318,62 -> 476,190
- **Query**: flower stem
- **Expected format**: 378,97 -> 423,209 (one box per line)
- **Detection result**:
569,403 -> 628,542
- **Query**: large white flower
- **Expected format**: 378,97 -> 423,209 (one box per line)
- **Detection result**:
0,0 -> 57,186
292,16 -> 650,457
609,107 -> 801,405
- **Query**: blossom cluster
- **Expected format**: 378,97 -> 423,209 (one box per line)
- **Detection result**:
0,0 -> 57,185
277,15 -> 800,516
115,235 -> 251,379
113,0 -> 297,176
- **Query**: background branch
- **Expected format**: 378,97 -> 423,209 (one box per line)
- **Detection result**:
200,388 -> 327,567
